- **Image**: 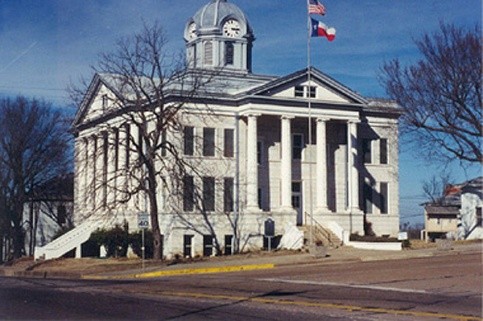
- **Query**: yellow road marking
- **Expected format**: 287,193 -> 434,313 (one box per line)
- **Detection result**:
151,290 -> 482,321
82,263 -> 275,280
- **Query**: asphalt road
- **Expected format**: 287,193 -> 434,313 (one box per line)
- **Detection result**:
0,252 -> 481,321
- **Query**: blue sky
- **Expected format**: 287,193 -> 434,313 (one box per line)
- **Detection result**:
0,0 -> 481,225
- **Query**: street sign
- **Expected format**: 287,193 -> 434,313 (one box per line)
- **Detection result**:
138,212 -> 150,229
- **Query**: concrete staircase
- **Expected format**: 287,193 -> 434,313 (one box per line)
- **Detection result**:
300,214 -> 343,249
34,217 -> 103,260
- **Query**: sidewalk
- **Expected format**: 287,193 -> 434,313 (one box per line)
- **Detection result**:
1,242 -> 481,280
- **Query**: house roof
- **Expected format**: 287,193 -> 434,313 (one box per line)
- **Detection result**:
424,176 -> 483,208
425,205 -> 459,215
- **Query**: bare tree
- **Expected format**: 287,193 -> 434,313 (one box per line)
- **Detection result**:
74,22 -> 219,260
0,96 -> 71,259
380,23 -> 482,164
422,173 -> 453,204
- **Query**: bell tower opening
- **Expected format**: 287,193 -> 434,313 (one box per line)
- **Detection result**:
184,0 -> 254,73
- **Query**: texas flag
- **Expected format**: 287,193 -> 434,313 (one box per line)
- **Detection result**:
310,18 -> 336,41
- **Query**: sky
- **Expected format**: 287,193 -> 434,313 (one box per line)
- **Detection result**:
0,0 -> 481,226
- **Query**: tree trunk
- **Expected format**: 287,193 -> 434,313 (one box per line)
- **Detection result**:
12,224 -> 24,259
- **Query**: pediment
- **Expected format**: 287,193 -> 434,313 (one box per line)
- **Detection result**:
244,68 -> 367,105
72,74 -> 124,128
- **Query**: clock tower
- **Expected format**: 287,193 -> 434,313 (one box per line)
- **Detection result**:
184,0 -> 254,73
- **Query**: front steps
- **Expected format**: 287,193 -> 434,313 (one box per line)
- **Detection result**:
299,223 -> 343,249
34,217 -> 103,260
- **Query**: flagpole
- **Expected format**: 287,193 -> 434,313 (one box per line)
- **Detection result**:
307,1 -> 314,248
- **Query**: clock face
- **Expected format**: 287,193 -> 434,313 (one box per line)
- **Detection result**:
223,19 -> 241,38
188,23 -> 197,40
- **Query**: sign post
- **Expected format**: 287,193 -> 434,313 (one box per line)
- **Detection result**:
264,218 -> 275,252
137,212 -> 150,270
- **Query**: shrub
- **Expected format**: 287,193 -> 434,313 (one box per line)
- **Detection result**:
90,223 -> 129,258
129,230 -> 154,259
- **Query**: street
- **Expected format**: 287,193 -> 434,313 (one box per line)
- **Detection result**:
0,252 -> 481,320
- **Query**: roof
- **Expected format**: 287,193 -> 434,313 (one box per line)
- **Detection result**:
424,176 -> 483,207
425,205 -> 459,215
72,67 -> 401,131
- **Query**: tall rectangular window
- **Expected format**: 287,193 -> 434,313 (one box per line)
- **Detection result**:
183,235 -> 193,258
362,139 -> 372,164
363,183 -> 373,214
203,127 -> 215,156
125,124 -> 130,169
204,41 -> 213,66
184,126 -> 194,156
224,235 -> 233,255
183,175 -> 194,212
257,141 -> 262,165
202,177 -> 215,212
224,177 -> 234,212
380,138 -> 388,164
225,41 -> 234,65
203,235 -> 213,256
380,182 -> 388,214
224,128 -> 234,158
102,132 -> 108,207
161,131 -> 167,157
57,205 -> 66,225
293,134 -> 303,160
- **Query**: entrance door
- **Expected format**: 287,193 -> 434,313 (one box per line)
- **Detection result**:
292,182 -> 303,226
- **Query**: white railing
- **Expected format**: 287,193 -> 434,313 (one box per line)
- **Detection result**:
34,218 -> 102,260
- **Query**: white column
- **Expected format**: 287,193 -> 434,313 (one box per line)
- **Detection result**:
245,114 -> 260,212
347,120 -> 361,213
316,117 -> 330,213
280,115 -> 294,212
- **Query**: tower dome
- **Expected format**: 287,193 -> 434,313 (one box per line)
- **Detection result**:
184,0 -> 254,73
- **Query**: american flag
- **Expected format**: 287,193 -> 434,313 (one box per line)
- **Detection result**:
308,0 -> 326,15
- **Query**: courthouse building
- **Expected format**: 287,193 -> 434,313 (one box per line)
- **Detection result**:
36,0 -> 401,260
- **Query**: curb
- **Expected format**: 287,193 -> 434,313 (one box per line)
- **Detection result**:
82,263 -> 275,280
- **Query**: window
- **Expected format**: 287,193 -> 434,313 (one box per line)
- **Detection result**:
183,176 -> 194,212
295,86 -> 304,97
102,132 -> 108,207
202,177 -> 215,212
224,129 -> 234,157
380,139 -> 388,164
257,141 -> 262,165
363,183 -> 373,214
224,235 -> 233,255
183,235 -> 193,258
293,134 -> 303,160
204,41 -> 213,65
161,131 -> 167,157
362,139 -> 372,164
101,95 -> 108,110
294,86 -> 316,98
124,124 -> 130,169
57,205 -> 66,225
308,86 -> 316,98
224,178 -> 234,212
113,128 -> 119,172
203,128 -> 215,156
183,126 -> 194,156
203,235 -> 213,256
380,182 -> 388,214
225,41 -> 234,65
258,188 -> 262,209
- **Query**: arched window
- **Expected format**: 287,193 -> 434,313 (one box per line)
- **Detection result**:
225,41 -> 234,65
204,41 -> 213,66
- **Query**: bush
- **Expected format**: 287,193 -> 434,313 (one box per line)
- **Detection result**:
349,234 -> 399,243
90,223 -> 129,258
129,230 -> 154,259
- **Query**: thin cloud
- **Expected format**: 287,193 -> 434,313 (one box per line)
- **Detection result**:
0,41 -> 38,74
